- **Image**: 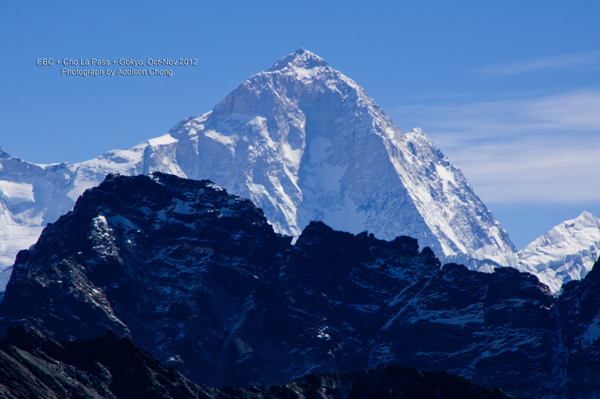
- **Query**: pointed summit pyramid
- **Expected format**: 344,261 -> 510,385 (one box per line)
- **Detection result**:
169,49 -> 515,259
267,48 -> 328,71
1,49 -> 515,286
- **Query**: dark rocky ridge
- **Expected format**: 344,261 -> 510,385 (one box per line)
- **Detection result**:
0,325 -> 516,399
0,173 -> 598,398
0,325 -> 202,399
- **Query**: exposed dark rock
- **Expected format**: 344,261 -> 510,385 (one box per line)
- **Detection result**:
0,172 -> 597,398
0,326 -> 516,399
0,325 -> 208,399
263,365 -> 517,399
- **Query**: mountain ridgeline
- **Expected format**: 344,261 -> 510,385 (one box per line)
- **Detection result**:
0,48 -> 516,287
1,173 -> 600,399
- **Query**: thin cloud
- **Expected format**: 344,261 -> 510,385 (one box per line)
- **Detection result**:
482,50 -> 600,75
526,91 -> 600,129
393,90 -> 600,138
451,139 -> 600,203
389,90 -> 600,204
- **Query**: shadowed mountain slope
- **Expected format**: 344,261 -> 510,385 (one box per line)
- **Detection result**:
0,173 -> 599,398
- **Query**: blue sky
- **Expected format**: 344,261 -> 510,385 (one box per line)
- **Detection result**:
1,1 -> 599,248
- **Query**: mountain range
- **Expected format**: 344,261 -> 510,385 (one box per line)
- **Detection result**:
1,172 -> 599,398
0,48 -> 598,293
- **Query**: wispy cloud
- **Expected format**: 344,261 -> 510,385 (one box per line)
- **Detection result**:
389,90 -> 600,204
482,50 -> 600,75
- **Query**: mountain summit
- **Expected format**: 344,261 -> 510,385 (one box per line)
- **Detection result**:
267,47 -> 329,71
165,48 -> 515,259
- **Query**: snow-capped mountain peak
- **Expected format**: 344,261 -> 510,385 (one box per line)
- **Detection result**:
525,211 -> 600,249
517,211 -> 600,292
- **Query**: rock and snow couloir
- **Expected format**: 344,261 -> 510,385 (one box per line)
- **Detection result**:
0,49 -> 597,293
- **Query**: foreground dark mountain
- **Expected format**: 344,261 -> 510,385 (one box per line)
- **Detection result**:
0,326 -> 515,399
0,173 -> 599,398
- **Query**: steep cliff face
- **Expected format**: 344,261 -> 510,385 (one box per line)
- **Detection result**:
2,172 -> 599,398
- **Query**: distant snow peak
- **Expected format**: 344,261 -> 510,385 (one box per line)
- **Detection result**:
517,211 -> 600,292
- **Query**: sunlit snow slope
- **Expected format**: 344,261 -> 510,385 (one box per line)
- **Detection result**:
517,212 -> 600,293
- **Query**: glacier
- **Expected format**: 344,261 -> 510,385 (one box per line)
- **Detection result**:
0,48 -> 597,293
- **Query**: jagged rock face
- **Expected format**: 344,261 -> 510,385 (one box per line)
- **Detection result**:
0,326 -> 516,399
2,172 -> 600,398
557,258 -> 600,399
0,48 -> 514,281
0,173 -> 292,379
374,264 -> 559,397
0,173 -> 431,387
